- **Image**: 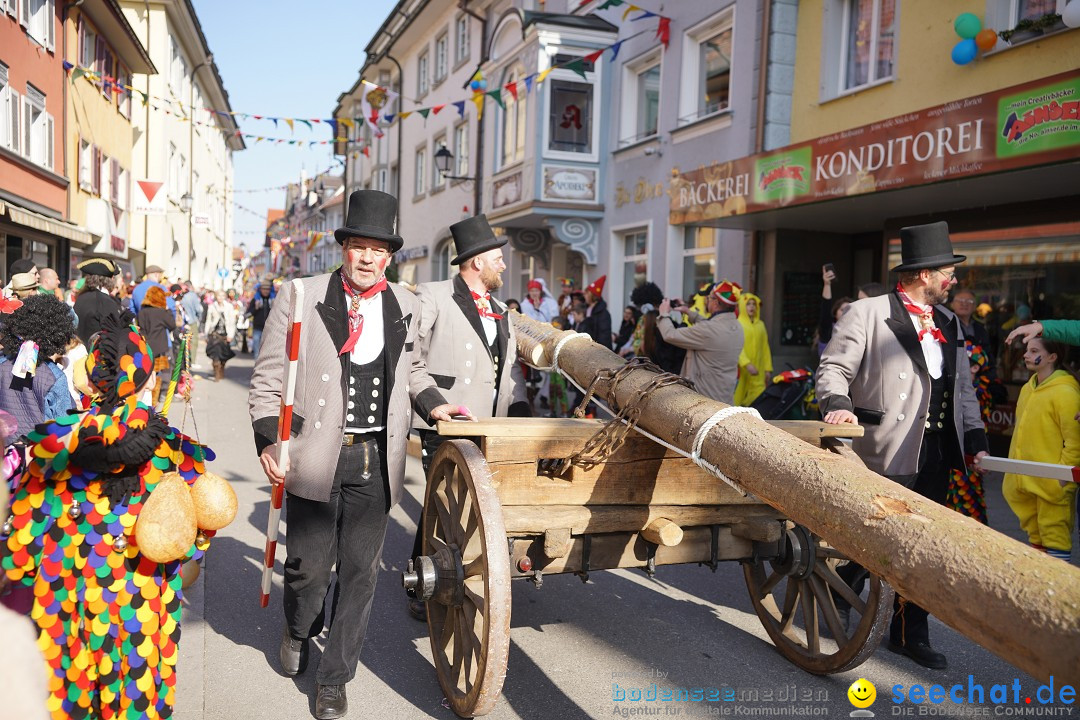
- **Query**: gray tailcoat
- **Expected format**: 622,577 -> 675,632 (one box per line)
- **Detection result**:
816,292 -> 988,477
249,271 -> 445,505
411,275 -> 526,428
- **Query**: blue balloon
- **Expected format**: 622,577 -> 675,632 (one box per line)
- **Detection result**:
951,38 -> 978,65
478,79 -> 488,90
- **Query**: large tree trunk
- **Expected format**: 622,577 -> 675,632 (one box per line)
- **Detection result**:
512,312 -> 1080,684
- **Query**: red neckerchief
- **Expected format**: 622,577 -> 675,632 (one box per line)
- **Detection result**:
896,283 -> 947,344
340,275 -> 388,355
471,290 -> 503,320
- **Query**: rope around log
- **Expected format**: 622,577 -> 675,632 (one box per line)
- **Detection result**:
691,406 -> 762,489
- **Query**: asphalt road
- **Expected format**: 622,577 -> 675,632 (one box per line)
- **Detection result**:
172,354 -> 1077,720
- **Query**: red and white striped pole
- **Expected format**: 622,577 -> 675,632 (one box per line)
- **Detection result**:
260,279 -> 304,608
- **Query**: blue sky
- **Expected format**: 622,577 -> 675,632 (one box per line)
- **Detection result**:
192,0 -> 397,253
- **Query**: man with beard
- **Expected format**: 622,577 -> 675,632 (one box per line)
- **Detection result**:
405,214 -> 529,620
583,275 -> 612,349
817,221 -> 989,671
249,190 -> 460,719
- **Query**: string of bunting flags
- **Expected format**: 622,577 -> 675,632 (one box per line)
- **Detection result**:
59,1 -> 669,144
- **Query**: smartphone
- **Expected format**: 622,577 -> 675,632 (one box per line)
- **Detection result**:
823,263 -> 835,273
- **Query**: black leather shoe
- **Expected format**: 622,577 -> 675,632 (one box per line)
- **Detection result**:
887,640 -> 947,670
408,598 -> 427,622
279,628 -> 308,677
316,684 -> 348,720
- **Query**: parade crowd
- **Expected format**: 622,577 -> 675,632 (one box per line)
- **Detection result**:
0,190 -> 1077,719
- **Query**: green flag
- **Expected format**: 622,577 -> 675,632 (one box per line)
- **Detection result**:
486,90 -> 505,110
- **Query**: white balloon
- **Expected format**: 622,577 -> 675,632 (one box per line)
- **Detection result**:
1064,1 -> 1080,28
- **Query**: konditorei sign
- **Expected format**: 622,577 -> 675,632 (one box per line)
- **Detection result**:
670,69 -> 1080,225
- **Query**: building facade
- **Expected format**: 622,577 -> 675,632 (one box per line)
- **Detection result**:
120,0 -> 242,287
65,0 -> 156,283
1,0 -> 89,282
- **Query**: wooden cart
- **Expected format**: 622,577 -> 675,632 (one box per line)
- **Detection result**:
402,418 -> 893,717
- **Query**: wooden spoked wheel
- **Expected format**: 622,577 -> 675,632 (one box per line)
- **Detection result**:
422,440 -> 511,717
743,523 -> 894,674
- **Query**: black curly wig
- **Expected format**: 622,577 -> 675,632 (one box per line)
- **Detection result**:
630,281 -> 664,309
0,294 -> 77,358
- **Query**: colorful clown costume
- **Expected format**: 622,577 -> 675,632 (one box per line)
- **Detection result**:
2,403 -> 214,720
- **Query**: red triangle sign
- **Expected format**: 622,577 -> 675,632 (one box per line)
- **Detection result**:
137,180 -> 163,203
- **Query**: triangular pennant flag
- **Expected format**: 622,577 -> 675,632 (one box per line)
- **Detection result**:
564,58 -> 588,80
136,89 -> 148,106
622,4 -> 643,20
584,49 -> 604,64
524,75 -> 534,94
71,67 -> 86,82
610,40 -> 624,61
253,115 -> 263,120
417,108 -> 431,119
597,0 -> 624,8
62,60 -> 73,71
656,17 -> 671,48
537,68 -> 554,83
398,111 -> 413,120
504,82 -> 518,102
384,112 -> 397,124
271,118 -> 279,128
311,118 -> 322,123
486,90 -> 505,110
453,100 -> 466,117
298,119 -> 312,130
285,118 -> 294,133
362,146 -> 370,158
432,104 -> 446,115
326,120 -> 337,136
630,10 -> 657,20
472,93 -> 484,120
340,118 -> 355,129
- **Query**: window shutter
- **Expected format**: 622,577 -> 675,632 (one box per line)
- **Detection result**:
8,89 -> 19,154
95,35 -> 105,74
5,0 -> 16,18
45,111 -> 53,169
19,0 -> 28,28
46,0 -> 54,52
76,136 -> 82,187
21,94 -> 31,159
91,145 -> 100,195
110,158 -> 119,205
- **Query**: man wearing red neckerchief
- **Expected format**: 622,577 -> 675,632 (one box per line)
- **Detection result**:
405,214 -> 530,621
249,190 -> 460,720
817,221 -> 989,672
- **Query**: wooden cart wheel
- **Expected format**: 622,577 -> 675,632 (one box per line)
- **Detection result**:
743,524 -> 894,674
422,440 -> 511,717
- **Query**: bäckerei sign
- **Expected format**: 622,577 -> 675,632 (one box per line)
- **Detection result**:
670,69 -> 1080,225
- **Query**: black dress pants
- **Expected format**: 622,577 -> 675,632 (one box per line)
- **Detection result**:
283,436 -> 388,685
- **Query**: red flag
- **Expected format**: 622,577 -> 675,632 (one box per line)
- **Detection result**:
432,104 -> 446,114
504,82 -> 518,102
656,17 -> 671,48
584,49 -> 604,64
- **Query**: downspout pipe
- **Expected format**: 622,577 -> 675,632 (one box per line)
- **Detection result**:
385,54 -> 404,202
749,0 -> 773,293
459,0 -> 486,214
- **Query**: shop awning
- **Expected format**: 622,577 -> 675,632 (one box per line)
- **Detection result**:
5,204 -> 91,245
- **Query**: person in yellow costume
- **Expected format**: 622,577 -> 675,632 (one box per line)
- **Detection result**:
1002,337 -> 1080,561
734,292 -> 772,406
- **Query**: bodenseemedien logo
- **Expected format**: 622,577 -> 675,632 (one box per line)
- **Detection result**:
849,678 -> 877,717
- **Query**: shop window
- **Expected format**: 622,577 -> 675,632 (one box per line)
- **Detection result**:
455,15 -> 470,65
621,230 -> 649,306
434,238 -> 454,281
30,239 -> 54,271
453,122 -> 469,178
549,79 -> 593,155
501,69 -> 527,167
414,147 -> 426,197
679,10 -> 734,126
434,33 -> 448,84
417,51 -> 429,97
683,227 -> 717,299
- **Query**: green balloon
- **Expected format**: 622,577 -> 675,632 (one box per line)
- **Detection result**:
954,12 -> 982,39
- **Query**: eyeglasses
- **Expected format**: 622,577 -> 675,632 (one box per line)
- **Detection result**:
952,298 -> 975,305
933,269 -> 957,281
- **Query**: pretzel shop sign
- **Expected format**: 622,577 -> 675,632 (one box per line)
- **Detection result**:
670,69 -> 1080,225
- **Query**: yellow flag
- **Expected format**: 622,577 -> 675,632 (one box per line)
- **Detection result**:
537,68 -> 553,83
472,93 -> 484,120
622,4 -> 642,20
398,111 -> 413,120
284,118 -> 295,133
340,118 -> 355,129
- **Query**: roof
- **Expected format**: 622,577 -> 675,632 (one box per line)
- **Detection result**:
522,11 -> 617,33
265,209 -> 285,227
80,0 -> 157,74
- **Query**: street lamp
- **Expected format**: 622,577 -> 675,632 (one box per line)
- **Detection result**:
179,191 -> 193,214
434,144 -> 474,182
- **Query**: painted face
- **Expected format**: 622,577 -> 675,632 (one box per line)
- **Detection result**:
847,679 -> 876,709
342,237 -> 392,290
1023,339 -> 1051,371
477,248 -> 506,291
925,266 -> 957,305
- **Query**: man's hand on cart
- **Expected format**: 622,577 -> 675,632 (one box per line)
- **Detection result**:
431,404 -> 476,422
823,409 -> 858,425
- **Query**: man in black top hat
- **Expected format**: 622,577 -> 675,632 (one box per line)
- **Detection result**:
404,213 -> 530,620
249,190 -> 459,720
816,221 -> 989,670
73,258 -> 122,346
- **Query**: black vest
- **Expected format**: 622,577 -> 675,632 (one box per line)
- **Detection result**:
346,348 -> 386,431
923,373 -> 951,434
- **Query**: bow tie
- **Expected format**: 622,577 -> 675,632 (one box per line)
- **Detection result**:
471,291 -> 503,320
896,284 -> 947,344
340,275 -> 387,355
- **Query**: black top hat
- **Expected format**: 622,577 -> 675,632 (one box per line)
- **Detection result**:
78,258 -> 121,277
334,190 -> 404,252
450,214 -> 507,265
891,221 -> 966,272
